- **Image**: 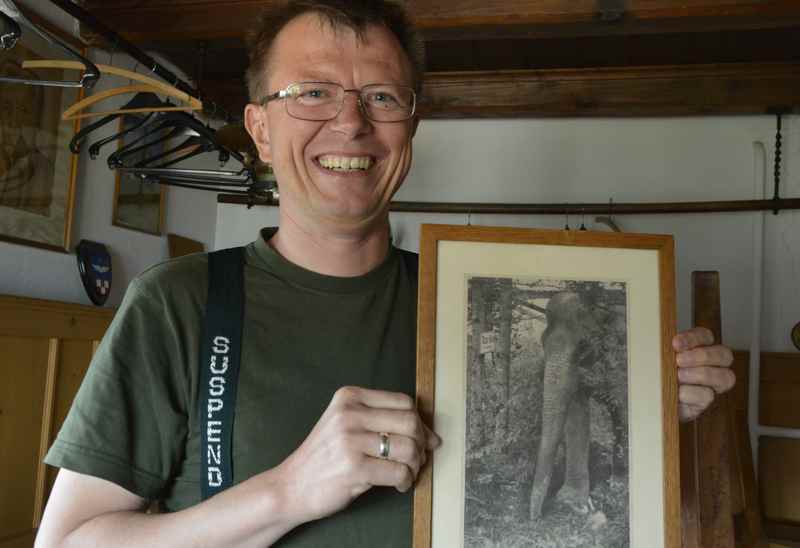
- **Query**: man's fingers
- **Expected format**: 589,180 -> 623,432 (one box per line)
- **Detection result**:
333,386 -> 415,411
679,384 -> 716,412
356,432 -> 423,477
360,458 -> 415,493
679,403 -> 707,422
361,408 -> 426,443
678,366 -> 736,394
423,423 -> 442,450
676,344 -> 734,369
673,327 -> 715,351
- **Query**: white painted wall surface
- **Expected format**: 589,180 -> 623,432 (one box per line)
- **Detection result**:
216,115 -> 800,353
0,1 -> 220,307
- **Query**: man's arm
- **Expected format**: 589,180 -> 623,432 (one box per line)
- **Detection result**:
35,467 -> 297,548
36,386 -> 441,548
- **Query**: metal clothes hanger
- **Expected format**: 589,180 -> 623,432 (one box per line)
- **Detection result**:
21,60 -> 203,119
0,0 -> 99,89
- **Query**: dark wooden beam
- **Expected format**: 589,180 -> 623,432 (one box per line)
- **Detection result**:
419,63 -> 800,117
80,0 -> 800,42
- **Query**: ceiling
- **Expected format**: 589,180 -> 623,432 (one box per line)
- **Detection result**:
77,0 -> 800,119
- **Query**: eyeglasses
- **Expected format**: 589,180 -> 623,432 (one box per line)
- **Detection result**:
261,81 -> 416,123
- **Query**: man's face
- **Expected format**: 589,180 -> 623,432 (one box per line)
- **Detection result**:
246,13 -> 418,235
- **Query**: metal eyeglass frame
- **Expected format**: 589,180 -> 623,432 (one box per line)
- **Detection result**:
261,81 -> 416,123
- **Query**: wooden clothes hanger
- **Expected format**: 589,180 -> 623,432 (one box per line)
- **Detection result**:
21,60 -> 203,120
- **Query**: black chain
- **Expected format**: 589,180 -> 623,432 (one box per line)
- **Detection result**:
773,113 -> 782,214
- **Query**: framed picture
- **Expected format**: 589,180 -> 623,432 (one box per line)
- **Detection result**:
0,16 -> 83,252
414,224 -> 680,548
112,116 -> 166,235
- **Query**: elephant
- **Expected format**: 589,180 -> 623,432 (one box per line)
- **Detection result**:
528,290 -> 628,520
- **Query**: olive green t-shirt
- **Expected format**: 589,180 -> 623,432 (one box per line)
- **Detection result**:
45,228 -> 418,546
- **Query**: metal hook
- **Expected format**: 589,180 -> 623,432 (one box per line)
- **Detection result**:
467,211 -> 472,226
564,205 -> 570,231
579,208 -> 587,231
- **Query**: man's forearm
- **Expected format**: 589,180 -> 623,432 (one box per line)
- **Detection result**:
57,469 -> 302,548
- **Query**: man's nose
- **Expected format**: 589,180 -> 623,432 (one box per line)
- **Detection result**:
329,90 -> 371,135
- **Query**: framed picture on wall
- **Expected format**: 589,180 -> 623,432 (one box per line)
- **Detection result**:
0,17 -> 83,252
111,115 -> 166,235
413,224 -> 680,548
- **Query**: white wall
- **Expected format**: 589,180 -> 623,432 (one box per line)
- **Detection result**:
216,115 -> 800,353
0,0 -> 220,307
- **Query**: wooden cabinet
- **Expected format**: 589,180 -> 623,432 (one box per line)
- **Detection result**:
0,296 -> 114,548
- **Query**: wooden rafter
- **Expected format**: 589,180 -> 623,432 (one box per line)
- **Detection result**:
80,0 -> 800,42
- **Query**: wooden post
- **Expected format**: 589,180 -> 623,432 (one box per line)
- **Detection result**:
683,272 -> 766,548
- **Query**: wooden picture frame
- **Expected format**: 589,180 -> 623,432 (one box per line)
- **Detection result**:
111,116 -> 166,236
0,15 -> 84,253
414,224 -> 680,548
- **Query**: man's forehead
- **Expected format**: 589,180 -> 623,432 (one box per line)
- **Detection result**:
269,13 -> 413,84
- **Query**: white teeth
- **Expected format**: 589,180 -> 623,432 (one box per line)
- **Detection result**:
319,156 -> 373,171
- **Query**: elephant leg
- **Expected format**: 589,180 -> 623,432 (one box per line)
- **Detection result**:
529,331 -> 577,520
555,394 -> 591,513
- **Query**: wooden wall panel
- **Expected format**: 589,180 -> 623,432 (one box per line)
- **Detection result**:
0,296 -> 113,548
760,353 -> 800,429
0,338 -> 49,540
760,437 -> 800,524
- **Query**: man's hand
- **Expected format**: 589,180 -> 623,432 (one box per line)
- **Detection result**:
673,327 -> 736,422
274,386 -> 441,524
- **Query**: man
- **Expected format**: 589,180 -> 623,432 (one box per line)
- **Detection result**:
36,1 -> 734,546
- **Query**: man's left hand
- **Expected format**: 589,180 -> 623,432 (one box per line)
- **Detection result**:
673,327 -> 736,422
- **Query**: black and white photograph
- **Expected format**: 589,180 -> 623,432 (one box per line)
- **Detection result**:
463,276 -> 630,548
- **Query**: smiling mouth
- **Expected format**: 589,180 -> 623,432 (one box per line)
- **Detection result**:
317,155 -> 374,172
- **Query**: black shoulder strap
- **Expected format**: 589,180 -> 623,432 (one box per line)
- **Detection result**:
199,246 -> 245,500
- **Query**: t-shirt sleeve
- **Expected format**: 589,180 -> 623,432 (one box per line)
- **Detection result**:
44,267 -> 202,500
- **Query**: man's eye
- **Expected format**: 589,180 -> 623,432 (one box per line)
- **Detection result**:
301,88 -> 331,100
367,91 -> 400,108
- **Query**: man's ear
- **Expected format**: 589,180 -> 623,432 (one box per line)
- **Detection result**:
244,103 -> 272,164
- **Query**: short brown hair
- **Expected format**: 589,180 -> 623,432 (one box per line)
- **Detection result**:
245,0 -> 425,103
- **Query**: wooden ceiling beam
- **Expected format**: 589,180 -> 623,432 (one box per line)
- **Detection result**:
80,0 -> 800,43
199,62 -> 800,119
421,63 -> 800,117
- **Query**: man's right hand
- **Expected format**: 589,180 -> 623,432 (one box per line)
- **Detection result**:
274,386 -> 442,523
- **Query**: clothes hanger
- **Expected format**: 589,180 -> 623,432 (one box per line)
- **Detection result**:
59,83 -> 201,121
0,1 -> 99,88
70,94 -> 164,154
107,125 -> 189,169
112,111 -> 244,164
134,136 -> 229,170
85,112 -> 156,159
21,60 -> 203,119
